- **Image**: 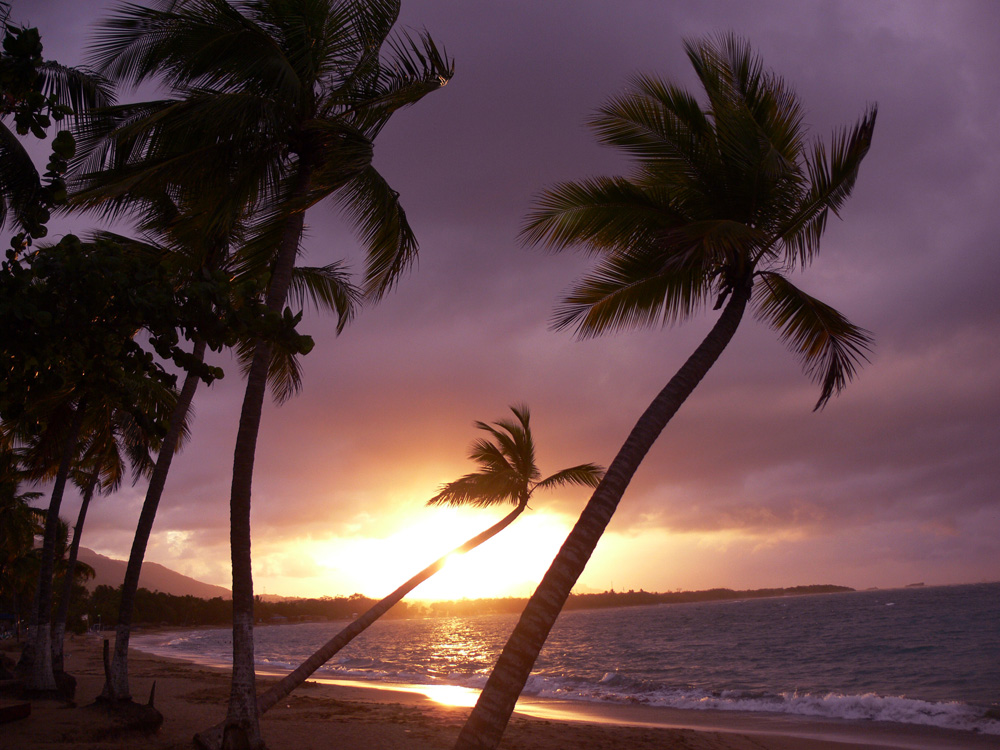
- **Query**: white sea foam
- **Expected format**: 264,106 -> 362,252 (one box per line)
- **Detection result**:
519,675 -> 1000,735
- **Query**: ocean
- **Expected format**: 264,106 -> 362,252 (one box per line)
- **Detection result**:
132,582 -> 1000,736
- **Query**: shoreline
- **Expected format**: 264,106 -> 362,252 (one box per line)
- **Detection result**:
4,633 -> 997,750
130,627 -> 1000,748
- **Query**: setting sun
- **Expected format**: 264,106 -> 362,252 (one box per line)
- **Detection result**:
306,505 -> 572,601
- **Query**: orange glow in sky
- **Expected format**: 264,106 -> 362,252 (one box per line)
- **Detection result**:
303,507 -> 575,601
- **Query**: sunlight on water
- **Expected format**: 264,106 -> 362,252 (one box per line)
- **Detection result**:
133,584 -> 1000,736
419,684 -> 481,707
307,676 -> 482,708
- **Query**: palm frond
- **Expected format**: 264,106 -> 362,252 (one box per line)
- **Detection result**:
467,436 -> 515,474
89,0 -> 285,96
235,337 -> 303,406
590,73 -> 719,200
38,61 -> 116,116
72,91 -> 287,204
70,98 -> 175,179
426,472 -> 522,508
520,177 -> 678,255
320,0 -> 399,96
754,271 -> 872,410
553,245 -> 713,336
350,28 -> 452,134
534,462 -> 605,492
472,422 -> 528,478
428,404 -> 600,509
331,164 -> 418,301
481,411 -> 538,483
683,33 -> 808,228
0,122 -> 41,231
779,105 -> 877,267
287,262 -> 361,333
300,116 -> 374,206
228,204 -> 292,283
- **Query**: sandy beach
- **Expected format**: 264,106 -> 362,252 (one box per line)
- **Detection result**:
2,633 -> 996,750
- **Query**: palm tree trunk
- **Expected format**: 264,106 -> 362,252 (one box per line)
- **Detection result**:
195,502 -> 527,750
453,279 -> 753,750
25,399 -> 86,694
52,470 -> 99,674
102,338 -> 207,703
16,563 -> 41,674
224,175 -> 310,750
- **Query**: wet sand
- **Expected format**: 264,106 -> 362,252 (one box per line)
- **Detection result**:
2,633 -> 996,750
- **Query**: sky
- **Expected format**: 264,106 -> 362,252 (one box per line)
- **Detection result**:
14,0 -> 1000,601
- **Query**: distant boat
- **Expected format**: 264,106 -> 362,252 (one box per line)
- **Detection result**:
906,582 -> 925,588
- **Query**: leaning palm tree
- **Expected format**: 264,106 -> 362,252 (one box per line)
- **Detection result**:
194,404 -> 602,749
454,34 -> 877,750
83,2 -> 452,744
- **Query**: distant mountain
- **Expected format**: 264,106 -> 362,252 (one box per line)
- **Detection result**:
77,547 -> 231,600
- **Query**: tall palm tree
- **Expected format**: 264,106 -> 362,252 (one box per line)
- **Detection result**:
78,202 -> 358,705
195,404 -> 603,748
454,34 -> 877,750
83,2 -> 452,744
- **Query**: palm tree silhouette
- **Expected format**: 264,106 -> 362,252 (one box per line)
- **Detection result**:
10,328 -> 177,692
76,200 -> 358,705
194,403 -> 603,748
82,1 -> 452,744
455,34 -> 877,749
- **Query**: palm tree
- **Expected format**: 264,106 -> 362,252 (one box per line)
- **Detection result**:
78,202 -> 358,705
12,345 -> 177,693
83,2 -> 452,744
454,34 -> 877,749
51,397 -> 162,676
49,470 -> 99,677
16,396 -> 87,694
194,404 -> 602,748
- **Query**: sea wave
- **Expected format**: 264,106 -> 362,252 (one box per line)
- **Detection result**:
277,656 -> 1000,736
130,585 -> 1000,738
132,638 -> 1000,736
517,672 -> 1000,735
